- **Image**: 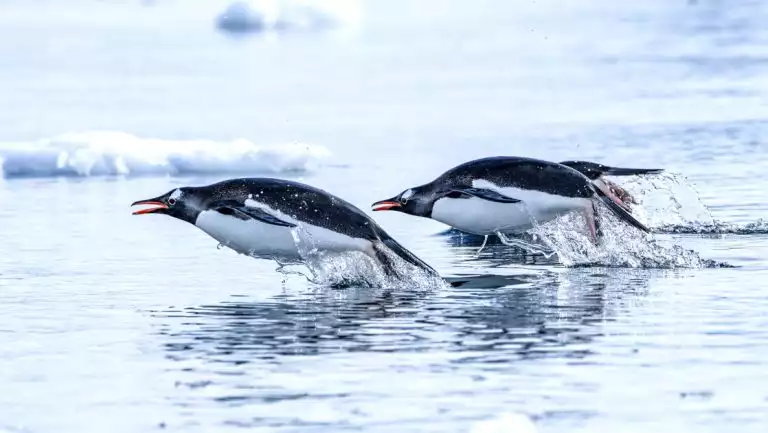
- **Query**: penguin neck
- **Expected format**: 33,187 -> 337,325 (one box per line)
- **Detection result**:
172,199 -> 205,225
177,208 -> 201,225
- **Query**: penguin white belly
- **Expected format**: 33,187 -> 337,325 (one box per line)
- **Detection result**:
290,222 -> 374,257
194,210 -> 373,262
431,185 -> 591,235
195,210 -> 301,260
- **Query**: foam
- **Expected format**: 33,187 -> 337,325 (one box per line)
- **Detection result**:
277,226 -> 448,290
215,0 -> 363,34
612,171 -> 716,229
529,210 -> 727,269
607,172 -> 768,235
0,131 -> 330,178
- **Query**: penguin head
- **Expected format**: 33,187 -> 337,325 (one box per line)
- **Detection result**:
131,187 -> 202,224
371,185 -> 434,217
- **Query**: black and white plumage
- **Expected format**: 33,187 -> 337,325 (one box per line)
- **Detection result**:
371,156 -> 651,242
559,160 -> 664,212
131,177 -> 438,278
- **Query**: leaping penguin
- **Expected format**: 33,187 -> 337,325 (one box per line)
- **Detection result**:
559,160 -> 663,212
131,177 -> 438,278
371,156 -> 650,243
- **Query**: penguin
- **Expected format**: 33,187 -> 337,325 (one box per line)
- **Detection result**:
371,156 -> 650,243
558,160 -> 663,212
131,177 -> 438,278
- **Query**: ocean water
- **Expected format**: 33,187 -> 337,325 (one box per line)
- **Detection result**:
1,0 -> 768,432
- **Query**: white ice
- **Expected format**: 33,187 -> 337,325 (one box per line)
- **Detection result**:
0,130 -> 330,178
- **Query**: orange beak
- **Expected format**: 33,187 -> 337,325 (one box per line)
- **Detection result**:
371,200 -> 401,211
131,200 -> 168,215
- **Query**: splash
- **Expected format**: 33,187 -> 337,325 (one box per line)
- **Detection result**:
529,210 -> 730,269
495,232 -> 558,259
454,201 -> 730,269
264,223 -> 449,289
617,171 -> 716,228
0,131 -> 330,179
273,249 -> 448,289
606,171 -> 767,235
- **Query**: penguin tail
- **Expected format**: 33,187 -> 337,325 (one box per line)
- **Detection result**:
373,230 -> 439,277
601,166 -> 664,177
592,187 -> 651,233
560,160 -> 663,180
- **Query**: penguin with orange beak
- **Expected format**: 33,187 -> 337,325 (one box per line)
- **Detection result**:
132,177 -> 438,278
371,156 -> 651,243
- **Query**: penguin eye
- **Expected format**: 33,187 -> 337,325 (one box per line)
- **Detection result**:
168,198 -> 177,206
399,188 -> 414,204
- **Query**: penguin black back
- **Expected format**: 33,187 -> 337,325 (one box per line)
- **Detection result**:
433,156 -> 595,198
192,178 -> 379,240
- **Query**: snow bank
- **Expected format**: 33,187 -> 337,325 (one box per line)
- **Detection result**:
0,131 -> 330,178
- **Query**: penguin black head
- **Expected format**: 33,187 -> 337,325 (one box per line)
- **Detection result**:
131,187 -> 202,224
371,185 -> 434,218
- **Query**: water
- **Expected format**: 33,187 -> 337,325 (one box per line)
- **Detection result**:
1,0 -> 768,431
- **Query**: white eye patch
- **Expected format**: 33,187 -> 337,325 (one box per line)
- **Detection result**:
169,189 -> 183,201
401,189 -> 414,200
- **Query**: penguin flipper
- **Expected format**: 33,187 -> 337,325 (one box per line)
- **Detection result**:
212,201 -> 297,228
447,187 -> 521,204
593,188 -> 650,233
372,231 -> 439,277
